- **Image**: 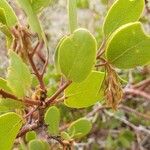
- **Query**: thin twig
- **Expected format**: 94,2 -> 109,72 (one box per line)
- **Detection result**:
0,89 -> 40,106
40,47 -> 50,78
50,96 -> 66,106
17,123 -> 39,138
124,88 -> 150,100
119,105 -> 150,120
47,135 -> 65,147
37,50 -> 46,64
30,41 -> 41,57
0,89 -> 19,100
46,81 -> 72,106
86,105 -> 110,118
104,110 -> 150,135
132,78 -> 150,89
95,62 -> 107,67
96,39 -> 106,59
24,106 -> 39,118
28,53 -> 45,90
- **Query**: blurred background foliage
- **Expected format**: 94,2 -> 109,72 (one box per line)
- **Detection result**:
0,0 -> 150,149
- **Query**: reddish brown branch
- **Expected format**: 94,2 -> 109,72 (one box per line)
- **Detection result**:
96,40 -> 106,59
124,88 -> 150,100
31,41 -> 44,57
17,123 -> 39,138
0,89 -> 19,100
24,106 -> 39,118
24,98 -> 41,106
0,89 -> 41,106
28,53 -> 45,90
119,105 -> 150,120
132,78 -> 150,89
37,50 -> 46,64
46,81 -> 72,106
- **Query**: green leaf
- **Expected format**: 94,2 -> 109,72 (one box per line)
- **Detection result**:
59,28 -> 97,82
54,36 -> 67,73
26,131 -> 37,142
68,118 -> 92,138
0,0 -> 18,27
16,0 -> 46,41
29,140 -> 49,150
0,112 -> 23,150
31,0 -> 52,13
7,50 -> 32,98
0,77 -> 12,92
0,8 -> 7,24
106,22 -> 150,69
0,78 -> 24,111
0,99 -> 24,111
64,71 -> 104,108
0,23 -> 13,47
103,0 -> 144,37
0,7 -> 13,47
44,106 -> 60,136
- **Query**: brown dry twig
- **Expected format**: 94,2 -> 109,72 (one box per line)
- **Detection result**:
124,88 -> 150,101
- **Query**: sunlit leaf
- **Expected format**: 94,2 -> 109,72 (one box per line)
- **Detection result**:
0,78 -> 24,111
54,36 -> 67,73
44,106 -> 60,136
26,131 -> 37,142
103,0 -> 144,37
0,77 -> 11,92
68,118 -> 92,138
59,28 -> 97,82
106,22 -> 150,69
0,112 -> 22,150
0,99 -> 24,111
64,71 -> 104,108
29,139 -> 49,150
0,8 -> 7,25
7,50 -> 32,98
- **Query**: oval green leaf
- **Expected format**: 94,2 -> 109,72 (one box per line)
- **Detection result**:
64,71 -> 104,108
106,22 -> 150,69
44,106 -> 60,136
68,118 -> 92,139
7,50 -> 32,98
29,139 -> 49,150
54,36 -> 67,73
0,112 -> 22,150
59,28 -> 97,82
103,0 -> 144,37
26,131 -> 37,142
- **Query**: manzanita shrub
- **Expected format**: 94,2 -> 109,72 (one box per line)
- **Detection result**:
0,0 -> 149,149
